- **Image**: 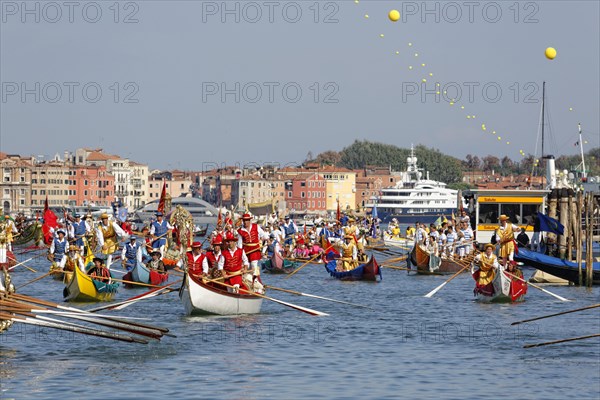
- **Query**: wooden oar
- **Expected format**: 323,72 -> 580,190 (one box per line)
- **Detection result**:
204,277 -> 329,316
284,253 -> 321,280
1,300 -> 166,340
16,270 -> 53,289
6,292 -> 170,333
503,270 -> 570,302
512,304 -> 600,326
424,255 -> 474,298
0,311 -> 149,344
7,257 -> 35,272
524,333 -> 600,348
87,281 -> 182,312
380,265 -> 411,271
264,285 -> 372,309
108,276 -> 180,289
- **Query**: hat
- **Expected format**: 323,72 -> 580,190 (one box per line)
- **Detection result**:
74,213 -> 81,218
56,229 -> 66,235
129,236 -> 137,241
484,243 -> 495,251
284,215 -> 290,220
499,215 -> 509,221
269,232 -> 276,239
344,234 -> 353,240
100,213 -> 109,219
224,232 -> 237,241
211,235 -> 223,246
150,251 -> 161,257
242,213 -> 252,220
69,245 -> 79,251
93,257 -> 104,264
191,241 -> 202,248
155,212 -> 163,217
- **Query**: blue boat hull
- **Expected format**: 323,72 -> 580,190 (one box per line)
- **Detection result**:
376,209 -> 455,224
324,256 -> 381,281
515,248 -> 600,285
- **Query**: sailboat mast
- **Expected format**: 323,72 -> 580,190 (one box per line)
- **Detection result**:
578,123 -> 587,181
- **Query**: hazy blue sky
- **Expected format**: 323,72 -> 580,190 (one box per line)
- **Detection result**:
1,0 -> 599,170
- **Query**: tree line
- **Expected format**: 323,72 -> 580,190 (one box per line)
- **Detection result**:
306,140 -> 599,185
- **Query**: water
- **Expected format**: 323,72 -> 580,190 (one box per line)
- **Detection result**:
2,250 -> 600,400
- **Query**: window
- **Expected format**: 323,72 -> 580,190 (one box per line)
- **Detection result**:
84,190 -> 88,196
20,189 -> 25,195
3,189 -> 8,195
20,199 -> 25,205
20,176 -> 25,182
301,192 -> 305,198
288,191 -> 292,198
84,180 -> 88,185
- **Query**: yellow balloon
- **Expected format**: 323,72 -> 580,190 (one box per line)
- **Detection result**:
545,47 -> 557,60
388,9 -> 400,22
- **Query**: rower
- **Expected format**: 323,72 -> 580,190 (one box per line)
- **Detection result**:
2,214 -> 18,252
96,213 -> 127,270
237,213 -> 269,283
147,251 -> 166,273
121,236 -> 142,272
181,241 -> 205,275
68,213 -> 90,255
150,212 -> 173,258
495,215 -> 521,266
49,229 -> 68,267
336,234 -> 358,271
472,243 -> 499,296
203,235 -> 224,278
88,257 -> 111,283
222,232 -> 249,293
64,244 -> 85,273
280,216 -> 298,246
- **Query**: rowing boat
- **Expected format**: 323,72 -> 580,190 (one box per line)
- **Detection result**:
324,255 -> 381,281
179,273 -> 263,315
472,266 -> 527,303
262,252 -> 297,274
413,244 -> 470,275
63,266 -> 118,302
130,261 -> 169,286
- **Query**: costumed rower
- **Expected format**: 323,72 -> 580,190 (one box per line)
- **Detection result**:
471,243 -> 499,296
121,236 -> 142,272
237,213 -> 269,282
336,234 -> 358,272
49,229 -> 68,268
280,216 -> 298,246
63,244 -> 86,273
178,241 -> 205,275
221,232 -> 249,293
88,257 -> 111,283
202,235 -> 224,279
149,212 -> 173,258
96,213 -> 128,270
496,215 -> 521,265
147,251 -> 166,273
68,214 -> 90,255
2,214 -> 18,252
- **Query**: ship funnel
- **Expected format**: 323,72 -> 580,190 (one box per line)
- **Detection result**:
544,155 -> 556,189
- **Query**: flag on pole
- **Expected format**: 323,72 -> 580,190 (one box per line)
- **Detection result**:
157,179 -> 166,214
537,212 -> 565,235
42,195 -> 58,245
336,198 -> 341,222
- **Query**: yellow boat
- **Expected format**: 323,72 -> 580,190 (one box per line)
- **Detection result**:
63,266 -> 118,302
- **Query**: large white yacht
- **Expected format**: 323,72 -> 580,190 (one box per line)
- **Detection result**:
367,146 -> 462,224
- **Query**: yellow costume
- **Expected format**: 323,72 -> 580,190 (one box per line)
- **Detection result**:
476,252 -> 497,285
339,241 -> 358,271
497,224 -> 515,259
99,223 -> 118,254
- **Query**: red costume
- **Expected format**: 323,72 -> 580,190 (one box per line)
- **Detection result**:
222,248 -> 247,290
186,251 -> 205,275
238,223 -> 262,263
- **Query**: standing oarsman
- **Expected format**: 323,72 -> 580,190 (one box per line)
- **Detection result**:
237,213 -> 269,283
496,214 -> 521,265
149,212 -> 173,258
336,234 -> 358,271
96,213 -> 127,270
121,236 -> 142,271
68,214 -> 90,255
203,235 -> 224,278
221,232 -> 249,292
49,229 -> 68,267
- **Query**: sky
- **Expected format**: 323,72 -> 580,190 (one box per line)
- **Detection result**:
1,0 -> 599,170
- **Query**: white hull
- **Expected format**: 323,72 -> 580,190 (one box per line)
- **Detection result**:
476,269 -> 525,303
180,275 -> 263,316
383,236 -> 415,249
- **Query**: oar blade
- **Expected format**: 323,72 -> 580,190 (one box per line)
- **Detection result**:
424,282 -> 446,298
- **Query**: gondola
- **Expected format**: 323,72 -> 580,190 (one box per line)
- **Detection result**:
324,255 -> 381,281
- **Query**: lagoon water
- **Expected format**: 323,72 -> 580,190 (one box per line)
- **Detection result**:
1,250 -> 599,399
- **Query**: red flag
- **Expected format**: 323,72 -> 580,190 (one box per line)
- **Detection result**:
157,179 -> 166,214
336,198 -> 340,222
42,195 -> 58,245
321,235 -> 340,257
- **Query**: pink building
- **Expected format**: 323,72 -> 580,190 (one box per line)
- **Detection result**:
69,165 -> 115,206
286,173 -> 326,212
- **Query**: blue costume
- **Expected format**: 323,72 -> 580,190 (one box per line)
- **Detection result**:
151,220 -> 169,248
71,220 -> 87,247
123,242 -> 140,271
53,238 -> 67,263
